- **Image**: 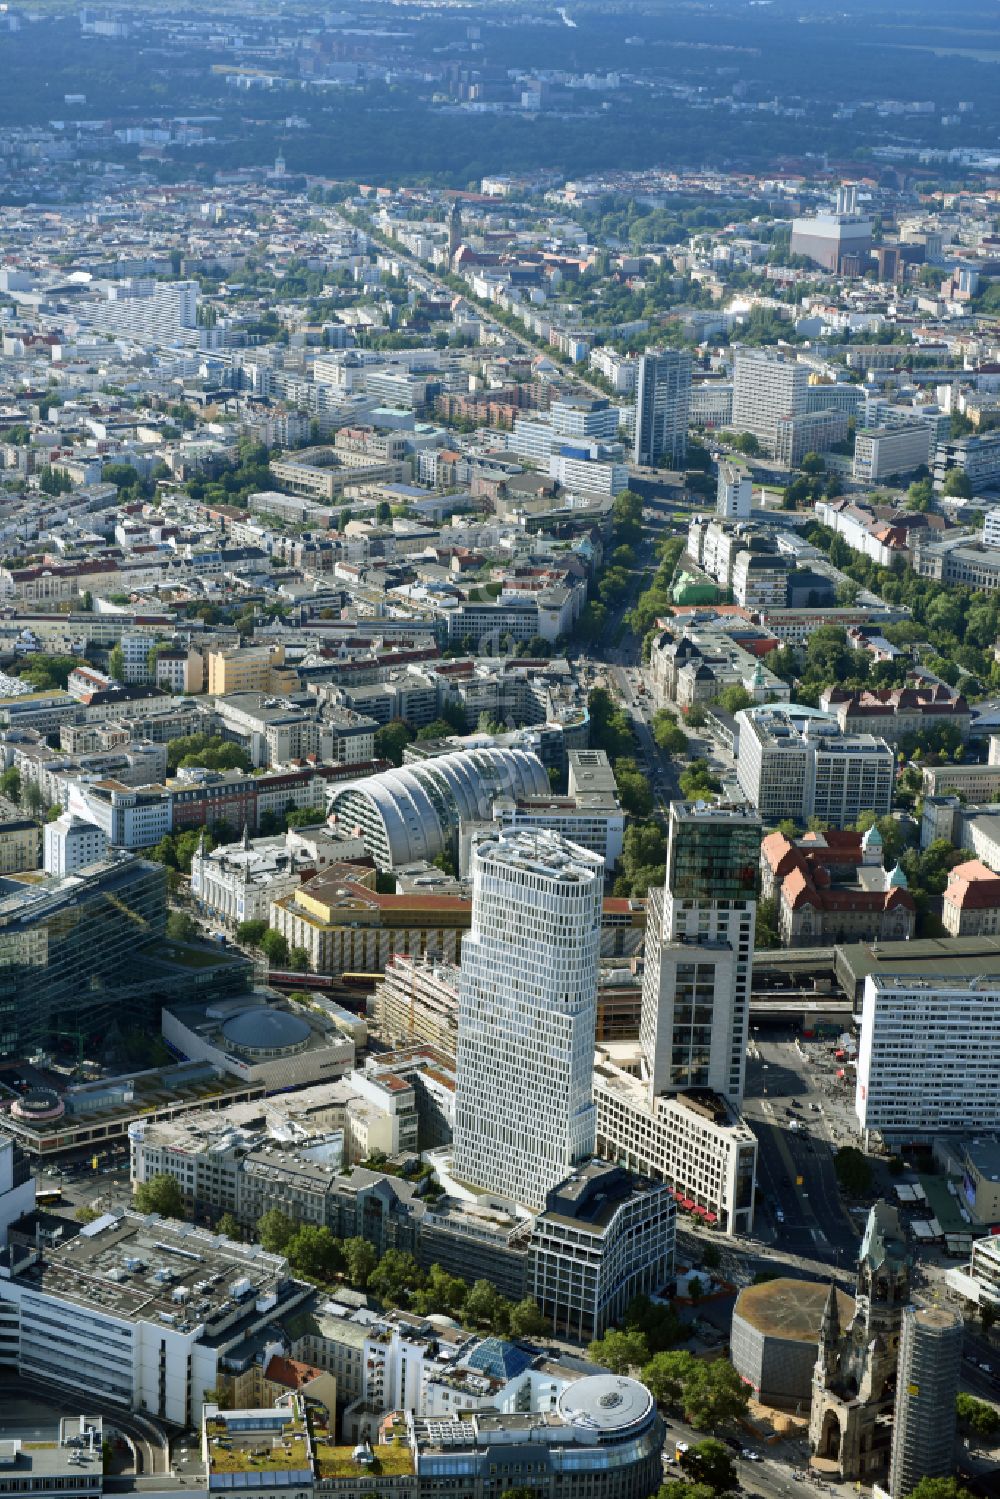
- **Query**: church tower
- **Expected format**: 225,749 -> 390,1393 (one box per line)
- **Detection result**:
808,1201 -> 910,1483
448,198 -> 463,260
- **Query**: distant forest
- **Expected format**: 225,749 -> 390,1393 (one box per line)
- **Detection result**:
2,1 -> 1000,188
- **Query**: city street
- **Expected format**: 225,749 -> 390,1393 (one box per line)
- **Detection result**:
743,1035 -> 860,1268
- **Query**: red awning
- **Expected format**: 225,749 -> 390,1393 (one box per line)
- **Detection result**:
679,1196 -> 695,1209
704,1211 -> 718,1223
692,1204 -> 708,1216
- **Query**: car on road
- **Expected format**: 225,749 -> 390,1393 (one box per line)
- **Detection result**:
741,1450 -> 762,1462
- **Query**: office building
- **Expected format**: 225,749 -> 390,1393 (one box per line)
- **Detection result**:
888,1307 -> 962,1499
732,348 -> 808,456
690,381 -> 733,427
593,1060 -> 757,1235
130,1072 -> 418,1215
0,1210 -> 309,1425
213,694 -> 377,770
641,801 -> 760,1107
453,828 -> 604,1210
853,425 -> 933,484
969,1233 -> 1000,1306
773,408 -> 849,469
633,349 -> 692,468
856,975 -> 1000,1142
593,803 -> 761,1235
476,748 -> 624,872
736,705 -> 894,827
207,1369 -> 665,1499
530,1162 -> 674,1342
717,461 -> 752,520
206,644 -> 298,697
43,812 -> 108,876
549,396 -> 620,442
406,1373 -> 663,1499
934,430 -> 1000,492
548,442 -> 629,497
202,1401 -> 318,1498
328,747 -> 549,869
0,855 -> 167,1056
0,1139 -> 34,1250
72,780 -> 172,851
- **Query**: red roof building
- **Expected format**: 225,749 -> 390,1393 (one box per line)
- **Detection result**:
760,827 -> 915,947
943,858 -> 1000,938
819,683 -> 971,744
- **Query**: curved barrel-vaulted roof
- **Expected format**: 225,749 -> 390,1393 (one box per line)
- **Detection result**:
329,747 -> 549,869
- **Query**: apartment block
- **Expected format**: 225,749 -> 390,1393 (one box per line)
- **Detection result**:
206,644 -> 299,697
717,461 -> 752,520
0,817 -> 42,875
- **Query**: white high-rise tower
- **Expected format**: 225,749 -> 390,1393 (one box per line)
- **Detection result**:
453,827 -> 604,1211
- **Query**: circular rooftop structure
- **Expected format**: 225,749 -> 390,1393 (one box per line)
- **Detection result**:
222,1007 -> 311,1059
11,1087 -> 65,1122
556,1375 -> 654,1437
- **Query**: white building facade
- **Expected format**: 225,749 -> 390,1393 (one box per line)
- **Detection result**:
717,462 -> 752,520
736,706 -> 894,827
856,975 -> 1000,1141
43,813 -> 108,876
453,828 -> 604,1210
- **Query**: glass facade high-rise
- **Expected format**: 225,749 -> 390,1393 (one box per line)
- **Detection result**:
453,827 -> 604,1211
641,802 -> 761,1106
0,856 -> 168,1056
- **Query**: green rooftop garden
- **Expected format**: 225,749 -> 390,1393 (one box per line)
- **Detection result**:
205,1418 -> 309,1475
313,1442 -> 413,1480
